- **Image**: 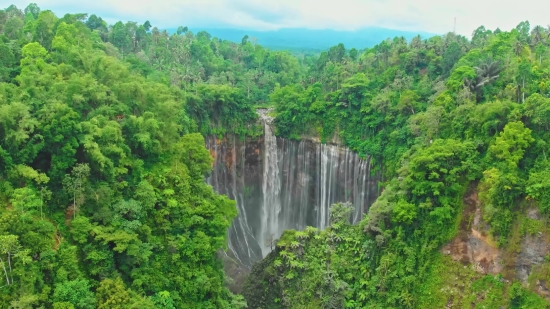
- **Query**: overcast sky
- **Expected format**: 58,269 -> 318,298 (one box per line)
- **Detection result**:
4,0 -> 549,37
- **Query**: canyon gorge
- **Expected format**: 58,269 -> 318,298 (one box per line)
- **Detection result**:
206,110 -> 380,271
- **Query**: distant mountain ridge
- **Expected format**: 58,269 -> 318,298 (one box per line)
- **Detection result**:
169,27 -> 439,51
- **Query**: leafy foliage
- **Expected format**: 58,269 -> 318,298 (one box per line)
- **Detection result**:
0,4 -> 245,309
2,3 -> 550,309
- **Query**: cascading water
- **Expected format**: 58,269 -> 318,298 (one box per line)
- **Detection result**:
259,111 -> 282,257
206,110 -> 379,269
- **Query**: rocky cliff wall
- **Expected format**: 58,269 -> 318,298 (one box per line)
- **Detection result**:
441,185 -> 550,302
205,112 -> 380,291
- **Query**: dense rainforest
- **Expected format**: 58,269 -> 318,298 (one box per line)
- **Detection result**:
1,2 -> 550,309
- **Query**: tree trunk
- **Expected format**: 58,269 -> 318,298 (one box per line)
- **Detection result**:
522,77 -> 525,104
7,253 -> 12,284
0,257 -> 9,285
73,188 -> 76,219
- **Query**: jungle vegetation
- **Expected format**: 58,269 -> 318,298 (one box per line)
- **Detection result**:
1,2 -> 550,308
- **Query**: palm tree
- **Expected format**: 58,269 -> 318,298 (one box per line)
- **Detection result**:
398,36 -> 408,47
425,39 -> 436,53
514,39 -> 525,56
475,60 -> 501,84
531,25 -> 545,46
457,34 -> 472,51
464,58 -> 502,102
443,32 -> 458,48
410,35 -> 423,50
377,41 -> 391,67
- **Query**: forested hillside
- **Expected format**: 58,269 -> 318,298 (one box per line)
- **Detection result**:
1,2 -> 550,309
244,18 -> 550,309
0,3 -> 256,308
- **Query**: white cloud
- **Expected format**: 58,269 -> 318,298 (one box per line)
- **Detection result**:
5,0 -> 550,37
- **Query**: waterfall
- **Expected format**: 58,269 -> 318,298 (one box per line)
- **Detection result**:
259,112 -> 282,257
206,110 -> 379,269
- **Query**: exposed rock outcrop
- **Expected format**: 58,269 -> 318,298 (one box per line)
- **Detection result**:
442,185 -> 550,300
516,208 -> 549,283
441,189 -> 503,275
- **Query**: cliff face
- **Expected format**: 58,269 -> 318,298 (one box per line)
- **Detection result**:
205,114 -> 380,292
442,186 -> 550,301
442,189 -> 504,275
206,135 -> 379,258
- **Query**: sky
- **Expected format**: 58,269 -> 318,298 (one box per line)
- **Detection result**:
3,0 -> 549,37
